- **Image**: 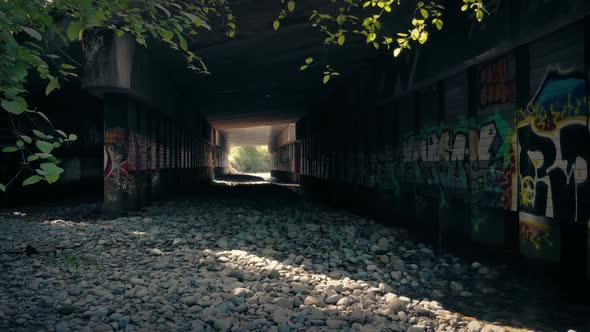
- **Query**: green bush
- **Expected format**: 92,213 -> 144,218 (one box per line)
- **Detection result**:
229,146 -> 270,173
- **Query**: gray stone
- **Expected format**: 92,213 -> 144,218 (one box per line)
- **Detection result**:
304,296 -> 324,307
68,286 -> 82,296
227,269 -> 245,281
232,287 -> 254,298
213,319 -> 232,330
407,326 -> 427,332
349,308 -> 365,323
467,321 -> 483,332
450,281 -> 463,292
325,294 -> 342,305
268,269 -> 281,279
57,305 -> 74,315
55,322 -> 69,332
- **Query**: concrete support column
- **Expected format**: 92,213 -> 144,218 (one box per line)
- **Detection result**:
103,93 -> 132,213
126,101 -> 140,211
152,112 -> 161,201
165,119 -> 172,195
137,107 -> 149,208
144,111 -> 153,206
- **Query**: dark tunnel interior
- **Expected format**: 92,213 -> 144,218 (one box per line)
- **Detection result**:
1,1 -> 590,331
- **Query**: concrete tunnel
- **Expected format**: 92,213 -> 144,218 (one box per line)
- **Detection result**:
1,0 -> 590,331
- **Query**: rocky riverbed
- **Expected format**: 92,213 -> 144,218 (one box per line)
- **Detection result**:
0,183 -> 587,332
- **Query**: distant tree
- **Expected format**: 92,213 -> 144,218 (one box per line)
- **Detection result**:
229,146 -> 270,174
0,0 -> 487,191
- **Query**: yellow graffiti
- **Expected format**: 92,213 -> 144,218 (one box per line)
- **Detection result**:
519,176 -> 536,208
520,218 -> 553,250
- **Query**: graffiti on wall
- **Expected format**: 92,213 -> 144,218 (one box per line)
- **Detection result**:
104,128 -> 132,193
520,213 -> 554,250
479,57 -> 516,107
398,115 -> 516,210
517,72 -> 589,224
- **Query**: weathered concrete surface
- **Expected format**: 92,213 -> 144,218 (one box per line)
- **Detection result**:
0,183 -> 587,332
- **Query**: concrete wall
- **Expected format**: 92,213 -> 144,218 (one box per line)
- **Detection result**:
279,7 -> 590,276
270,141 -> 299,183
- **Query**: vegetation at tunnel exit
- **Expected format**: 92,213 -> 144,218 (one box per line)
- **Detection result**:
229,146 -> 271,174
1,0 -> 488,191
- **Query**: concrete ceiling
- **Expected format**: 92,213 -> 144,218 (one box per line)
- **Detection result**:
151,0 -> 377,146
224,125 -> 289,147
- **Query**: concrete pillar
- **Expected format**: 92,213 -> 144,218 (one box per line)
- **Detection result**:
144,111 -> 153,206
152,112 -> 161,201
137,106 -> 149,208
103,93 -> 132,213
126,100 -> 140,211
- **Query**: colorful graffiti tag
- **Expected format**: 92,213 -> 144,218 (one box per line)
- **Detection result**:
520,213 -> 554,250
398,116 -> 516,210
517,72 -> 589,223
104,128 -> 132,192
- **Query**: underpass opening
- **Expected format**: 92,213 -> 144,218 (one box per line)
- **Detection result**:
228,145 -> 271,177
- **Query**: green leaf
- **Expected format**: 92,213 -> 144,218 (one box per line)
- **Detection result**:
46,77 -> 59,95
461,4 -> 469,11
9,64 -> 28,81
300,65 -> 308,71
2,147 -> 18,153
367,32 -> 376,42
27,155 -> 39,162
67,22 -> 84,41
393,48 -> 402,57
35,111 -> 51,123
183,12 -> 198,23
16,141 -> 24,148
56,130 -> 67,138
21,27 -> 42,41
287,1 -> 296,12
68,134 -> 78,141
3,87 -> 24,99
35,153 -> 53,159
22,175 -> 42,186
0,184 -> 5,192
61,63 -> 76,70
338,35 -> 345,46
155,3 -> 171,17
273,20 -> 280,30
159,29 -> 174,41
305,57 -> 314,64
1,98 -> 27,115
20,135 -> 32,144
33,130 -> 46,139
434,19 -> 443,30
40,162 -> 64,176
418,31 -> 428,44
45,174 -> 60,184
176,33 -> 187,51
420,9 -> 429,19
35,141 -> 54,154
323,75 -> 330,84
476,9 -> 484,21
